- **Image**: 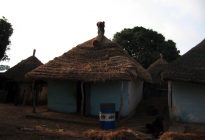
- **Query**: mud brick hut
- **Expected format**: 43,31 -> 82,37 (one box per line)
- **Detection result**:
163,39 -> 205,123
0,72 -> 8,102
145,54 -> 168,97
27,22 -> 151,117
141,54 -> 169,117
5,50 -> 47,105
0,73 -> 6,88
148,54 -> 168,85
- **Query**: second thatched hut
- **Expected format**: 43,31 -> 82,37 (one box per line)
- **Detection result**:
5,50 -> 47,105
163,39 -> 205,123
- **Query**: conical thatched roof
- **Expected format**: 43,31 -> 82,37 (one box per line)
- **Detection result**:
0,72 -> 5,78
5,51 -> 43,82
162,39 -> 205,83
26,22 -> 151,82
0,72 -> 6,80
147,55 -> 168,83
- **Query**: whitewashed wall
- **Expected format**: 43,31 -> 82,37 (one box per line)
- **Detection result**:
127,79 -> 143,116
169,81 -> 205,123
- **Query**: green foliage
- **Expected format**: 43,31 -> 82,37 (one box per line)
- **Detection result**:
113,26 -> 180,68
0,65 -> 10,71
0,17 -> 13,61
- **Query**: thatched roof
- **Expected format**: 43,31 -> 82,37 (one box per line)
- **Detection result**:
5,51 -> 43,82
0,72 -> 6,80
162,39 -> 205,83
147,55 -> 168,83
26,22 -> 151,82
0,72 -> 7,88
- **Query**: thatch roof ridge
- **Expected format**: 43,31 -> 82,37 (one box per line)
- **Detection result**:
147,56 -> 168,83
5,55 -> 43,81
162,38 -> 205,83
147,56 -> 168,72
27,35 -> 151,82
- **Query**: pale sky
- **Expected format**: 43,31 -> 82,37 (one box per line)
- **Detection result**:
1,0 -> 205,67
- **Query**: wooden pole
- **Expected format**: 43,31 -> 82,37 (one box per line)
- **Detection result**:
81,81 -> 84,115
32,81 -> 36,113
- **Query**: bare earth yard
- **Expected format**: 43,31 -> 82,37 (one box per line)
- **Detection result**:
2,103 -> 205,140
0,103 -> 93,140
0,103 -> 154,140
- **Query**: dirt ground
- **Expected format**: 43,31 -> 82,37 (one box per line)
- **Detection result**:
0,103 -> 94,140
0,103 -> 155,140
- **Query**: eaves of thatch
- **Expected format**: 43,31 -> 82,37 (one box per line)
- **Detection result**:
26,22 -> 151,82
162,39 -> 205,84
0,72 -> 5,78
5,50 -> 43,82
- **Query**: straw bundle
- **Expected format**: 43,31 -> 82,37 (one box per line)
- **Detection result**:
84,128 -> 152,140
160,132 -> 205,140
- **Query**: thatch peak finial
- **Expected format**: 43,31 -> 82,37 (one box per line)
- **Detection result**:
93,21 -> 105,47
33,49 -> 36,56
97,21 -> 105,37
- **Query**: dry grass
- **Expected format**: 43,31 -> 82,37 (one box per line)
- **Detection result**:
27,36 -> 151,82
160,132 -> 205,140
84,127 -> 153,140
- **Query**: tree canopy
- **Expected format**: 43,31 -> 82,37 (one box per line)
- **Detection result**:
0,17 -> 13,61
0,65 -> 9,71
113,26 -> 180,68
